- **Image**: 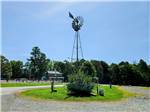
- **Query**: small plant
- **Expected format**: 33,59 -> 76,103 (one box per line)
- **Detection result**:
99,89 -> 104,96
67,71 -> 94,96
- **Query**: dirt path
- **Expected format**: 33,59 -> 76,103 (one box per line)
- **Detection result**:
1,86 -> 150,112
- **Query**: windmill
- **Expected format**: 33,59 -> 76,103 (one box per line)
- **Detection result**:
69,12 -> 84,63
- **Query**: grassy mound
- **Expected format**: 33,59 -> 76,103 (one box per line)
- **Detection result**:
19,85 -> 135,101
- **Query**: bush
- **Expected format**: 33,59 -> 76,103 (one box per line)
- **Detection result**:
67,72 -> 94,96
99,89 -> 104,96
80,61 -> 96,77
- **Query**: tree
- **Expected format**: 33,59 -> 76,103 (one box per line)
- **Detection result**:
63,60 -> 74,82
10,60 -> 23,79
1,55 -> 12,82
117,62 -> 142,86
71,59 -> 86,72
22,62 -> 31,79
131,65 -> 143,86
80,61 -> 96,77
99,61 -> 110,84
109,63 -> 120,84
91,60 -> 103,83
54,61 -> 68,81
28,47 -> 49,81
47,59 -> 54,71
54,61 -> 65,73
118,62 -> 132,85
137,59 -> 150,86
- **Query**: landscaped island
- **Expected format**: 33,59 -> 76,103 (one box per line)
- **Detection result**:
19,85 -> 135,101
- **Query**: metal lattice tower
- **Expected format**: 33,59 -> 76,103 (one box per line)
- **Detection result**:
69,12 -> 84,63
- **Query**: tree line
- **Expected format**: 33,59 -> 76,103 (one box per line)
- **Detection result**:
1,46 -> 150,86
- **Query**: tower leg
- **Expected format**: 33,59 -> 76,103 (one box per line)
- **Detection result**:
71,31 -> 83,66
76,31 -> 79,63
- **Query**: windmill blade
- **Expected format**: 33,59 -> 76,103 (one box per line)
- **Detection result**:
77,16 -> 84,27
69,12 -> 74,19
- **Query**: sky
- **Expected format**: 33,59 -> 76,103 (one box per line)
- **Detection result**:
1,1 -> 150,64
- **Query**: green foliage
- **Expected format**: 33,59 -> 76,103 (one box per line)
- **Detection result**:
91,60 -> 103,82
54,60 -> 76,82
137,59 -> 149,72
1,49 -> 150,86
99,61 -> 110,84
54,61 -> 67,81
54,61 -> 65,73
80,61 -> 96,77
63,60 -> 75,82
28,47 -> 49,81
137,59 -> 150,86
47,60 -> 54,71
99,89 -> 104,96
67,72 -> 94,96
91,60 -> 110,84
22,62 -> 31,79
110,62 -> 140,85
10,60 -> 23,79
109,63 -> 120,84
1,55 -> 12,81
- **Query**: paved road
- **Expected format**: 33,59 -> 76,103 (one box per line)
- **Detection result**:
1,86 -> 150,112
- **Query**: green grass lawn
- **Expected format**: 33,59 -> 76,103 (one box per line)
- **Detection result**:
144,87 -> 150,90
140,87 -> 150,90
0,82 -> 52,87
19,85 -> 135,101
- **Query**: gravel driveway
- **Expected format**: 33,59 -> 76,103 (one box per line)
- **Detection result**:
1,86 -> 150,112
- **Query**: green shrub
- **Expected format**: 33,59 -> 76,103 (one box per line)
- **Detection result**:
67,72 -> 94,96
99,89 -> 104,96
79,61 -> 96,77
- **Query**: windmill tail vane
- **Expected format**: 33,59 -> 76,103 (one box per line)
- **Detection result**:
69,12 -> 74,19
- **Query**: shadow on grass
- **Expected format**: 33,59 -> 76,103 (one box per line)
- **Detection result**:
64,93 -> 96,99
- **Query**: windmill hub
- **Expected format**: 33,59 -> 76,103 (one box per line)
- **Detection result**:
69,12 -> 84,32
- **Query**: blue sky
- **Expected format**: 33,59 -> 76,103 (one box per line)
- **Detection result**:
1,1 -> 150,64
